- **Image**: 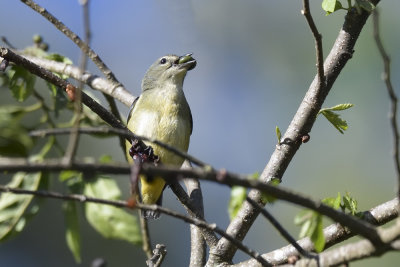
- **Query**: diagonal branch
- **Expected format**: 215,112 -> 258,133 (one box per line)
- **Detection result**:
246,197 -> 317,260
207,2 -> 381,264
21,54 -> 135,106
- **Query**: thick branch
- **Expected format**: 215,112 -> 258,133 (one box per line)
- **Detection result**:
208,3 -> 381,265
284,220 -> 400,266
235,198 -> 399,266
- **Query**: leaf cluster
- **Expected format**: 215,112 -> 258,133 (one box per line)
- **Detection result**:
294,192 -> 358,252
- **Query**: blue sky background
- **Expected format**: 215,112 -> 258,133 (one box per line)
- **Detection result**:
1,1 -> 400,266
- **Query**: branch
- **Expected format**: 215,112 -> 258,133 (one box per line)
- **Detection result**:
372,9 -> 400,196
183,161 -> 207,267
301,0 -> 325,86
208,2 -> 381,264
246,197 -> 317,260
169,180 -> 218,248
283,220 -> 400,266
0,157 -> 385,248
63,0 -> 91,164
29,127 -> 207,167
22,54 -> 135,106
146,244 -> 167,267
235,198 -> 399,266
0,185 -> 128,208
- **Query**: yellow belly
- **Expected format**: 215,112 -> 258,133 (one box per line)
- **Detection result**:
125,95 -> 191,206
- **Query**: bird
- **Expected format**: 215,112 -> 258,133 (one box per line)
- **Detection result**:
126,54 -> 196,219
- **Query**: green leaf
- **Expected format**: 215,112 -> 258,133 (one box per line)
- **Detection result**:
320,103 -> 354,112
322,0 -> 343,15
311,214 -> 325,252
318,104 -> 353,134
228,186 -> 247,220
64,202 -> 81,263
275,126 -> 282,144
0,172 -> 42,241
342,193 -> 358,215
84,177 -> 141,245
295,210 -> 326,252
322,192 -> 341,210
7,66 -> 36,102
319,110 -> 348,134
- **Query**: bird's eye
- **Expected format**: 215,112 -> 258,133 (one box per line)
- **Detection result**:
160,58 -> 167,64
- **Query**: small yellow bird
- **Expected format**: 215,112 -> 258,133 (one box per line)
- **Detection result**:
126,54 -> 196,219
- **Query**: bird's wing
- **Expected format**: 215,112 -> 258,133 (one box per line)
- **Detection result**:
127,96 -> 139,124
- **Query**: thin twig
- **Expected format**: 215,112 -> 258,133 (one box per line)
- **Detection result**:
140,213 -> 153,259
29,127 -> 207,167
372,9 -> 400,197
302,0 -> 325,87
246,197 -> 318,260
0,185 -> 129,208
63,0 -> 91,164
1,36 -> 16,49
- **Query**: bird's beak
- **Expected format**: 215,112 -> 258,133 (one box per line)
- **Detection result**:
177,53 -> 196,71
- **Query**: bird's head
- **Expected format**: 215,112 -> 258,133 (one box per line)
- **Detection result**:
142,54 -> 196,91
